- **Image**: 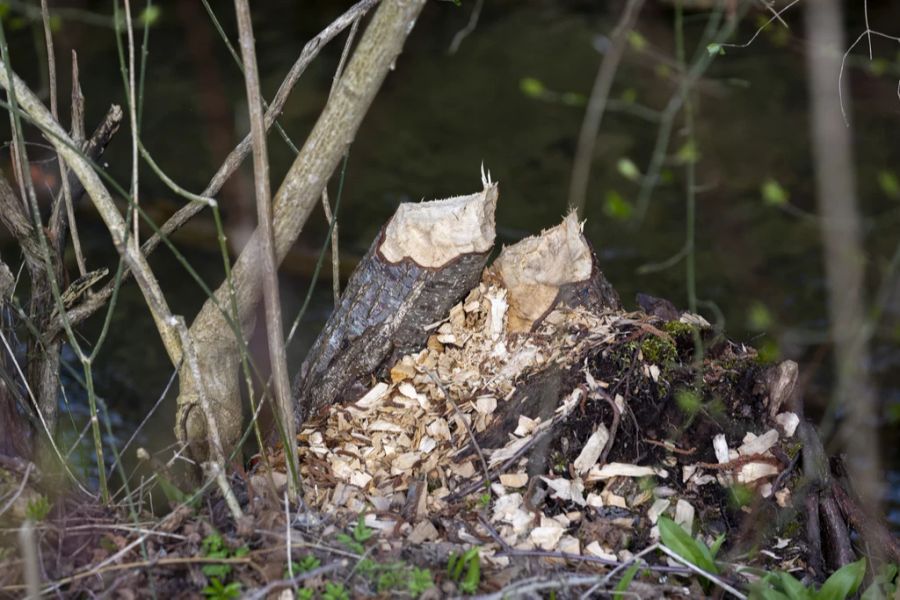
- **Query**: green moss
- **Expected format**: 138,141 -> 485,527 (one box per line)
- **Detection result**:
662,320 -> 693,338
640,335 -> 677,364
785,440 -> 802,460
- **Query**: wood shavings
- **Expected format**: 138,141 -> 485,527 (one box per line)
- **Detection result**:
573,424 -> 609,475
586,462 -> 667,481
775,412 -> 799,437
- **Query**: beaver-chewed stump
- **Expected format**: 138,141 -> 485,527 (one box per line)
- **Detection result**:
268,176 -> 897,594
291,175 -> 498,424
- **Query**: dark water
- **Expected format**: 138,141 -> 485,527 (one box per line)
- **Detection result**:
1,1 -> 898,522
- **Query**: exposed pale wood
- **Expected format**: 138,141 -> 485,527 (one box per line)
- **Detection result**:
491,212 -> 620,333
292,181 -> 498,422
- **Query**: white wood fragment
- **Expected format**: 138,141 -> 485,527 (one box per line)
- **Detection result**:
737,429 -> 779,456
475,396 -> 497,414
500,473 -> 528,488
356,382 -> 389,408
530,518 -> 565,550
713,434 -> 730,464
559,535 -> 581,555
674,499 -> 694,532
514,416 -> 538,437
774,412 -> 800,437
648,498 -> 670,524
541,476 -> 586,506
585,541 -> 617,561
587,462 -> 667,481
573,424 -> 609,475
737,462 -> 779,483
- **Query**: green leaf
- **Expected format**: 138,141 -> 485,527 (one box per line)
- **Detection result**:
460,551 -> 480,594
603,190 -> 633,220
749,583 -> 794,600
816,558 -> 866,600
202,563 -> 232,579
353,514 -> 374,543
627,31 -> 647,51
706,43 -> 725,56
323,582 -> 350,600
408,567 -> 434,598
617,158 -> 641,182
620,88 -> 637,104
878,170 -> 900,199
658,516 -> 717,574
25,496 -> 50,521
519,77 -> 545,98
761,178 -> 789,206
675,141 -> 699,165
747,301 -> 773,331
776,571 -> 810,600
613,564 -> 640,596
709,533 -> 726,559
139,5 -> 161,27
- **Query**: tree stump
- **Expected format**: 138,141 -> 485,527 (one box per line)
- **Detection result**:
292,177 -> 498,423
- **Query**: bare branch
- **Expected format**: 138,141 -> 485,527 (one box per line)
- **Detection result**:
55,0 -> 380,331
233,0 -> 298,500
0,59 -> 183,366
568,0 -> 645,216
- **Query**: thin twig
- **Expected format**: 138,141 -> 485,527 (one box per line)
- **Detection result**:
448,0 -> 483,55
568,0 -> 645,216
656,544 -> 747,600
244,561 -> 346,600
64,51 -> 87,276
0,462 -> 32,518
320,17 -> 359,305
234,0 -> 299,501
122,0 -> 140,242
321,189 -> 341,305
53,0 -> 379,336
18,519 -> 39,598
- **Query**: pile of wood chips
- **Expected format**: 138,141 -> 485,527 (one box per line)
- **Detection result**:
255,273 -> 804,572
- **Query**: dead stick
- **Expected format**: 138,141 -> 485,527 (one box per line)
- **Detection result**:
234,0 -> 298,500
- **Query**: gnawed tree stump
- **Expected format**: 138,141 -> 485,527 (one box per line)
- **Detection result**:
256,200 -> 895,593
292,176 -> 498,423
488,212 -> 620,333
